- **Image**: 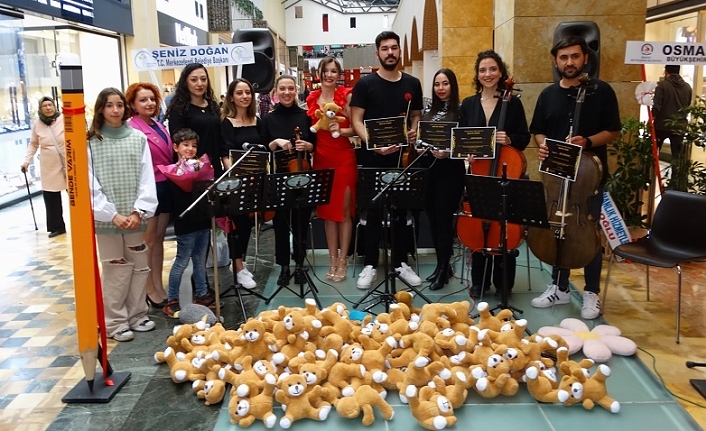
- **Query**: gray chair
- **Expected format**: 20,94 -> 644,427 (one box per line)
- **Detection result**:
602,190 -> 706,343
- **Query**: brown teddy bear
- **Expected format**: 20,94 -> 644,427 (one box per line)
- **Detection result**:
334,384 -> 395,425
228,373 -> 278,427
403,384 -> 457,430
275,373 -> 332,428
309,102 -> 346,138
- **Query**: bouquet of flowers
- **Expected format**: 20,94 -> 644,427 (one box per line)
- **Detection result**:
157,154 -> 214,192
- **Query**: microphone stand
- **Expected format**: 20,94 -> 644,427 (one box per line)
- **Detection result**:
687,361 -> 706,400
355,144 -> 433,313
180,147 -> 256,321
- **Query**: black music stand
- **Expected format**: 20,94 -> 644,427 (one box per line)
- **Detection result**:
353,167 -> 432,313
466,168 -> 547,313
263,169 -> 334,308
205,174 -> 269,318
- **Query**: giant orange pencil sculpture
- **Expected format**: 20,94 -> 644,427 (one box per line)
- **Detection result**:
59,56 -> 130,402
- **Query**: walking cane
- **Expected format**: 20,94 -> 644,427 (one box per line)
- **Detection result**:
21,167 -> 38,231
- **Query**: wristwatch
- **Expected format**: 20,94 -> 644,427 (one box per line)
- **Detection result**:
133,208 -> 148,220
585,137 -> 593,149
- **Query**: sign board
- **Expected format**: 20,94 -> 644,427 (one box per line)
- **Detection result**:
600,191 -> 632,253
625,41 -> 706,65
132,43 -> 255,71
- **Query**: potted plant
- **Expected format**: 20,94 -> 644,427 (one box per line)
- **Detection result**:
665,97 -> 706,194
606,117 -> 654,229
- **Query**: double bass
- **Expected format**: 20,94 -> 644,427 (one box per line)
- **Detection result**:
526,73 -> 602,269
456,78 -> 527,254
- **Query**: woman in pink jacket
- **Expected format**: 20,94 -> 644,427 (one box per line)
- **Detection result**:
126,82 -> 173,308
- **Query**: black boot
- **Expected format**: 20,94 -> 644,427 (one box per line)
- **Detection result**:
429,267 -> 450,291
277,266 -> 291,286
293,264 -> 305,285
426,263 -> 442,281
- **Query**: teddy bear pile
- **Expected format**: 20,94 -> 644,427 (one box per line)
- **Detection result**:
153,293 -> 622,429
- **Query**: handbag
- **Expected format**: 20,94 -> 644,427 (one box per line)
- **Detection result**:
207,230 -> 231,268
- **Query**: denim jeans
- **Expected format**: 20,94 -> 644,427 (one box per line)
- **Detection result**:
167,228 -> 210,301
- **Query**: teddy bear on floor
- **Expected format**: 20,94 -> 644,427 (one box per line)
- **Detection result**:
559,360 -> 621,413
404,384 -> 457,430
275,373 -> 332,429
334,384 -> 395,425
310,102 -> 346,138
229,373 -> 278,428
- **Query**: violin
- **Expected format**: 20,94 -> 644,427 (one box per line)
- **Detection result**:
526,73 -> 602,269
400,91 -> 415,167
456,78 -> 527,255
287,126 -> 312,172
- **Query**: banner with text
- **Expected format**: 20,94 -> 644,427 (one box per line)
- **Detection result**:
625,41 -> 706,65
600,191 -> 632,254
132,43 -> 255,71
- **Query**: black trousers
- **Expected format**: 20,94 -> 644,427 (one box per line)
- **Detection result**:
273,207 -> 312,266
227,214 -> 253,260
425,161 -> 464,265
363,207 -> 408,269
43,190 -> 65,233
471,252 -> 517,291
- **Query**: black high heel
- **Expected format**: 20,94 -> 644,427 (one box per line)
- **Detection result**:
146,296 -> 168,308
429,267 -> 451,291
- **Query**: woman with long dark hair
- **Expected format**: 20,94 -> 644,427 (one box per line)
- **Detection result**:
219,78 -> 263,289
419,68 -> 465,291
459,50 -> 530,298
166,63 -> 223,177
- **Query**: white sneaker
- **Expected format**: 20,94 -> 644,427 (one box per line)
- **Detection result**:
357,265 -> 377,290
581,291 -> 601,319
237,269 -> 257,289
242,267 -> 253,278
396,262 -> 422,287
112,328 -> 134,342
530,284 -> 571,308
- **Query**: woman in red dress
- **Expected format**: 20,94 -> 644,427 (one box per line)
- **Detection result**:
306,56 -> 357,282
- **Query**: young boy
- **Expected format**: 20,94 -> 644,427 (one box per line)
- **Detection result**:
163,128 -> 216,318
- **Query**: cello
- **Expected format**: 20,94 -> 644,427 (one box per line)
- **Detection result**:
456,78 -> 527,254
526,73 -> 602,269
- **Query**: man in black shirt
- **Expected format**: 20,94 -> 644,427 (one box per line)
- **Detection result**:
350,30 -> 424,290
529,36 -> 621,319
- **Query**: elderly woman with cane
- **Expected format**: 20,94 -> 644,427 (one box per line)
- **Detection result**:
21,96 -> 67,238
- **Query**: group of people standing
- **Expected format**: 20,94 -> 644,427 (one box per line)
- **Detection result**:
21,30 -> 625,341
349,31 -> 620,320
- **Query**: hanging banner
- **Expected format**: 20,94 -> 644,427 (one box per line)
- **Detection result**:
625,41 -> 706,65
600,191 -> 632,253
132,43 -> 255,71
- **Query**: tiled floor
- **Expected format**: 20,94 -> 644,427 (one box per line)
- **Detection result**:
1,194 -> 705,431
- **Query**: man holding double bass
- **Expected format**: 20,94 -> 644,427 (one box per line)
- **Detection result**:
529,36 -> 621,319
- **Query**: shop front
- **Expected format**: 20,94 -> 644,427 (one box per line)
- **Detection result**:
0,1 -> 130,207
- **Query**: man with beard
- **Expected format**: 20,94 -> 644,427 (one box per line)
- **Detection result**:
349,30 -> 424,290
528,36 -> 621,319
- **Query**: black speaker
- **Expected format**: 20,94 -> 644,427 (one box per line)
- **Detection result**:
553,21 -> 600,81
232,28 -> 275,94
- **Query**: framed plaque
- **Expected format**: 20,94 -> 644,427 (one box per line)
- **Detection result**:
364,116 -> 408,149
417,121 -> 457,151
229,150 -> 271,175
539,138 -> 582,181
450,127 -> 496,159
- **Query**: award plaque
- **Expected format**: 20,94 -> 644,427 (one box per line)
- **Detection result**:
450,127 -> 496,159
417,121 -> 457,151
229,150 -> 270,175
539,138 -> 582,181
364,116 -> 408,149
